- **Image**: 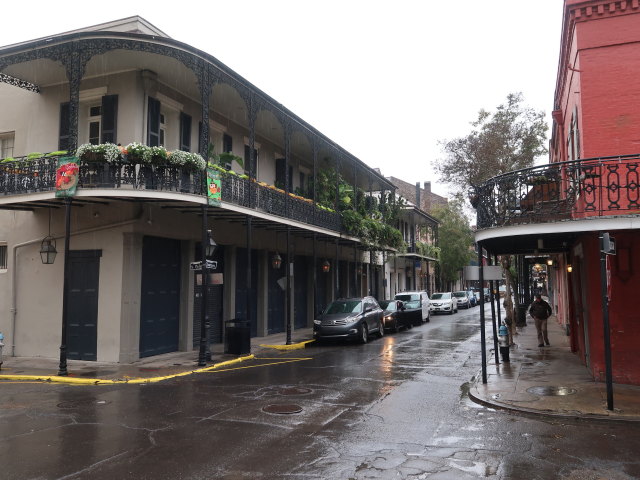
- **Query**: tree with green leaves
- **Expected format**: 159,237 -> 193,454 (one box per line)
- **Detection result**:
434,93 -> 547,335
431,199 -> 474,290
434,92 -> 548,195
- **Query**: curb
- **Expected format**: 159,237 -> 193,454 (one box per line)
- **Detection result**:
258,339 -> 315,351
466,372 -> 640,424
0,354 -> 256,385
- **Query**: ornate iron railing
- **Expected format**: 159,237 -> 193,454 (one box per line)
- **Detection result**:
475,154 -> 640,229
0,155 -> 342,232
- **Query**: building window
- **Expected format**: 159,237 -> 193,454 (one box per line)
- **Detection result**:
88,105 -> 101,145
244,144 -> 259,178
567,107 -> 580,162
160,113 -> 166,146
0,243 -> 7,271
0,133 -> 14,159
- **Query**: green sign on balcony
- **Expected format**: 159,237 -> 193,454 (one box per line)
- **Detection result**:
207,167 -> 221,206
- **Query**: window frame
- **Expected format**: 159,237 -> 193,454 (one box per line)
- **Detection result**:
0,132 -> 15,160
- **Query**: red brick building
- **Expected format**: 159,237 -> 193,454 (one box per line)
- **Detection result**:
476,0 -> 640,387
551,0 -> 640,385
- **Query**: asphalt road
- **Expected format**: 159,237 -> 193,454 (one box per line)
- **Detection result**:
2,306 -> 639,479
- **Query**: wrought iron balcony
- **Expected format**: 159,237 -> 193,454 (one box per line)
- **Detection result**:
0,155 -> 342,232
475,154 -> 640,229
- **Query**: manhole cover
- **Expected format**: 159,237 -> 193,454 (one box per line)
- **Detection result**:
262,404 -> 303,415
526,386 -> 577,396
279,387 -> 312,396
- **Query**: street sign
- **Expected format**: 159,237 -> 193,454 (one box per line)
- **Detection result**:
190,260 -> 218,271
601,232 -> 616,255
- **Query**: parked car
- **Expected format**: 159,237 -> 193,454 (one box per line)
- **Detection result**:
394,291 -> 430,326
467,291 -> 478,307
429,292 -> 457,314
378,299 -> 412,332
453,290 -> 471,309
313,297 -> 384,344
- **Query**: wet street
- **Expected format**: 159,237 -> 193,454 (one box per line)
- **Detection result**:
2,307 -> 640,479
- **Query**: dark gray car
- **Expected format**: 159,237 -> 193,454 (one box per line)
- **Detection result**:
313,297 -> 384,344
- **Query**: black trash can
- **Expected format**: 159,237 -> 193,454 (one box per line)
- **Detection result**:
224,319 -> 251,355
516,303 -> 528,327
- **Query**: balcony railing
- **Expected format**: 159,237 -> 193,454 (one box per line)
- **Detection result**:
475,154 -> 640,229
0,155 -> 342,232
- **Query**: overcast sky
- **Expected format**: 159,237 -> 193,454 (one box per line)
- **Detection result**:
2,0 -> 564,198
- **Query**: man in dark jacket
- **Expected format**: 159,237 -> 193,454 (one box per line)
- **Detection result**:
529,294 -> 553,347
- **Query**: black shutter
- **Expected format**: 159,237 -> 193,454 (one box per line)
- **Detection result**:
147,97 -> 161,147
101,95 -> 118,144
245,145 -> 251,176
275,158 -> 285,189
59,102 -> 70,151
180,112 -> 191,151
223,133 -> 233,153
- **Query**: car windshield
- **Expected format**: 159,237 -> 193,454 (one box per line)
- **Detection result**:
453,292 -> 467,297
396,294 -> 419,302
379,301 -> 396,311
326,300 -> 362,314
431,293 -> 451,300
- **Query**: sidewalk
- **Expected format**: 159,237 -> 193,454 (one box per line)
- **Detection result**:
0,328 -> 316,385
468,316 -> 640,422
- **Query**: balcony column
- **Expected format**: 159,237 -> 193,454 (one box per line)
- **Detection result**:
246,215 -> 253,338
312,138 -> 318,225
61,46 -> 89,153
284,119 -> 291,216
247,93 -> 258,208
313,232 -> 318,315
334,238 -> 340,299
286,225 -> 292,344
197,63 -> 212,160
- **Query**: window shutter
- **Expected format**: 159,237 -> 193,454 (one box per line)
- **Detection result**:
223,133 -> 233,153
180,112 -> 191,151
275,158 -> 285,189
147,97 -> 161,147
59,102 -> 70,151
101,95 -> 118,144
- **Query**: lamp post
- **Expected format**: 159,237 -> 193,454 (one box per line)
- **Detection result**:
198,205 -> 217,366
58,198 -> 72,376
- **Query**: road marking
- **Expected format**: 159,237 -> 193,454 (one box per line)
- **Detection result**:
199,357 -> 312,374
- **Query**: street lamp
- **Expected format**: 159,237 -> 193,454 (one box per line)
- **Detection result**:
40,236 -> 57,264
271,252 -> 282,269
322,259 -> 331,273
41,208 -> 57,264
205,230 -> 217,257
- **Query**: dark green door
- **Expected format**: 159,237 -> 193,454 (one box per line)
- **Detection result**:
294,256 -> 308,329
66,250 -> 101,361
140,236 -> 181,358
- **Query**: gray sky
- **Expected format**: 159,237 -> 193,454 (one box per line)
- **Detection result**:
2,0 -> 564,198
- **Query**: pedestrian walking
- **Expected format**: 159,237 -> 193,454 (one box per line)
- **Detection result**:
529,294 -> 553,347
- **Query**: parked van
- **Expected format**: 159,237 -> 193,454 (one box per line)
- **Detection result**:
394,291 -> 430,326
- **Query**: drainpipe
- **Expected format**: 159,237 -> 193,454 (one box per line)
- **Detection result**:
10,213 -> 144,357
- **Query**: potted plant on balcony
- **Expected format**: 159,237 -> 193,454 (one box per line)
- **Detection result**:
76,143 -> 122,187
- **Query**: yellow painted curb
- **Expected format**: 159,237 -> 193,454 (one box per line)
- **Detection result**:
258,339 -> 315,350
0,354 -> 256,385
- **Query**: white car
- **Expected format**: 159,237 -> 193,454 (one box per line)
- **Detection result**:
429,292 -> 458,315
453,291 -> 471,309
